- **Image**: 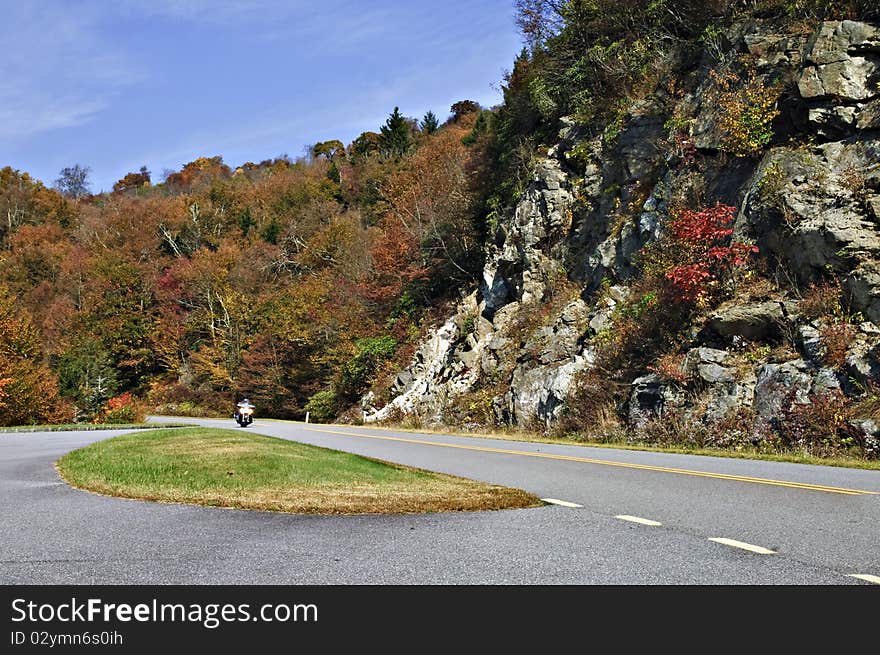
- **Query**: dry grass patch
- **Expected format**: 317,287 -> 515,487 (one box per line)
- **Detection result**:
55,428 -> 540,514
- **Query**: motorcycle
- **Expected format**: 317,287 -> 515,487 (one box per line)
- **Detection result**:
234,399 -> 255,428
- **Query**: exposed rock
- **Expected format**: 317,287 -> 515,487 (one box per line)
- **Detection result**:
812,367 -> 842,394
682,347 -> 736,384
857,99 -> 880,130
867,195 -> 880,222
572,172 -> 668,287
455,345 -> 480,370
589,307 -> 614,334
703,380 -> 756,423
753,360 -> 813,419
371,18 -> 880,447
615,112 -> 665,183
559,298 -> 590,326
675,347 -> 754,421
697,362 -> 736,384
846,261 -> 880,324
798,21 -> 880,102
480,145 -> 576,314
684,347 -> 730,367
795,21 -> 880,139
367,316 -> 462,423
744,30 -> 805,69
367,130 -> 583,426
808,105 -> 858,138
852,419 -> 880,458
707,302 -> 786,341
607,285 -> 630,304
394,369 -> 413,391
508,353 -> 593,426
744,140 -> 880,321
843,339 -> 880,386
629,374 -> 685,429
797,324 -> 823,362
798,58 -> 879,103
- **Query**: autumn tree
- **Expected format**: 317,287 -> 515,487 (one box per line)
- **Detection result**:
514,0 -> 566,49
2,223 -> 69,309
312,140 -> 346,161
163,156 -> 231,193
53,164 -> 92,199
662,202 -> 757,304
1,167 -> 42,243
113,166 -> 151,193
379,113 -> 482,299
450,100 -> 480,121
350,131 -> 381,159
0,285 -> 71,425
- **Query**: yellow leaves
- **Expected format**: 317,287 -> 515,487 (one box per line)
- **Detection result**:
0,285 -> 72,424
710,60 -> 782,157
190,344 -> 235,389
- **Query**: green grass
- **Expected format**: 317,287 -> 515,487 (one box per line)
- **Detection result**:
55,428 -> 542,515
148,413 -> 880,471
0,422 -> 193,433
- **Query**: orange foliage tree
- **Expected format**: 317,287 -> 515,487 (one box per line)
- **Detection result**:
0,285 -> 72,425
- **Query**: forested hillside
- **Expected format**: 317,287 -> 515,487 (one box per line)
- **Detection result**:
1,104 -> 488,424
3,0 -> 880,462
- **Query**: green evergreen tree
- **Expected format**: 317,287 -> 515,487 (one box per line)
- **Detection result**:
56,338 -> 119,421
420,110 -> 440,134
379,106 -> 413,158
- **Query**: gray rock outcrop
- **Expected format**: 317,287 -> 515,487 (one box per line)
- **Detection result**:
367,19 -> 880,442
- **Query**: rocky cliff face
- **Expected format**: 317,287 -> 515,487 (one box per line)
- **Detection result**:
365,18 -> 880,454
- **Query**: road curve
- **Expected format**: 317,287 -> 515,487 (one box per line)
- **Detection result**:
1,417 -> 878,584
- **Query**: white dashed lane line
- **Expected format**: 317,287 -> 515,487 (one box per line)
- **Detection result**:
709,537 -> 776,555
541,498 -> 583,508
574,508 -> 874,584
615,515 -> 662,526
576,508 -> 877,584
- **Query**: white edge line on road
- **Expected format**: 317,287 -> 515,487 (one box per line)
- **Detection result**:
615,514 -> 662,526
709,537 -> 776,554
541,498 -> 583,508
847,574 -> 880,584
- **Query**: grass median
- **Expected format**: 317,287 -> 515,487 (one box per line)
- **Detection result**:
55,427 -> 542,514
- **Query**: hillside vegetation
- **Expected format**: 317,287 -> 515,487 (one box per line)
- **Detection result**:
1,105 -> 488,425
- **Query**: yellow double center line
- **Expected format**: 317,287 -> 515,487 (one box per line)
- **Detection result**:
301,426 -> 879,496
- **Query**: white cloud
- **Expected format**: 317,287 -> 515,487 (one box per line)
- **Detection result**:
0,2 -> 137,140
0,93 -> 107,141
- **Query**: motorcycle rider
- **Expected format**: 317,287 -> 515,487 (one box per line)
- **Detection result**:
234,397 -> 255,424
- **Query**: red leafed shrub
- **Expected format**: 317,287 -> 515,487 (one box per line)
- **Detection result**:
668,202 -> 736,243
97,392 -> 143,424
664,263 -> 712,303
664,202 -> 758,303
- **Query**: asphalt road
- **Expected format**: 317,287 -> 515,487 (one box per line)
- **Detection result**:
1,416 -> 878,584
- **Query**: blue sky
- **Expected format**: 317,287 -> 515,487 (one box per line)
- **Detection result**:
0,1 -> 523,193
